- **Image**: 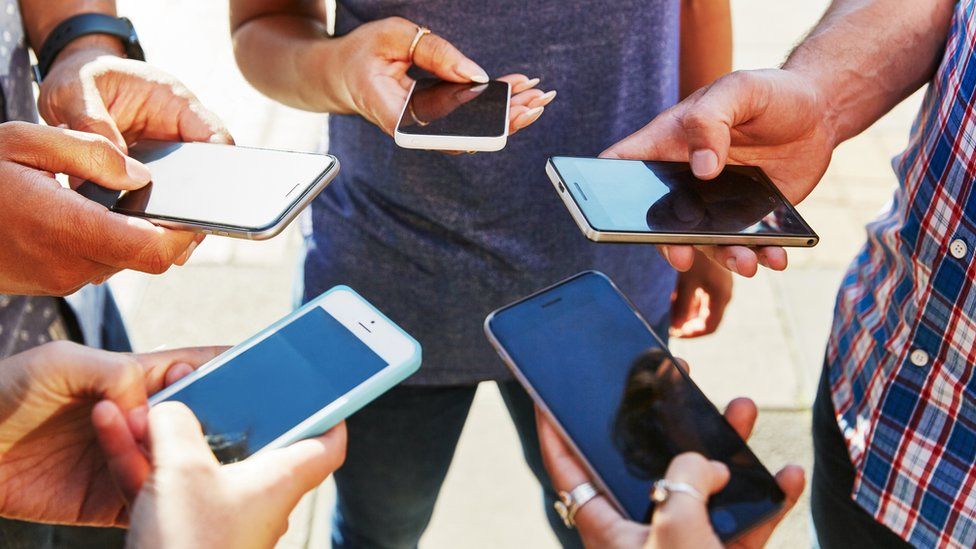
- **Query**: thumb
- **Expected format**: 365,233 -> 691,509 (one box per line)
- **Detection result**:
664,452 -> 730,502
147,402 -> 217,467
410,32 -> 489,84
0,122 -> 151,190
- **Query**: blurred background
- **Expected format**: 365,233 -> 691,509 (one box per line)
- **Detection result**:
111,1 -> 922,547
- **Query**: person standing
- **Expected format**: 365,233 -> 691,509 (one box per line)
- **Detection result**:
0,1 -> 229,546
229,1 -> 734,547
599,0 -> 974,546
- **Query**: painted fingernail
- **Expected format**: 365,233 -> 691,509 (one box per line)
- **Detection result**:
661,246 -> 672,264
516,77 -> 541,93
690,149 -> 718,178
534,90 -> 557,107
725,257 -> 739,274
518,106 -> 545,127
124,156 -> 152,184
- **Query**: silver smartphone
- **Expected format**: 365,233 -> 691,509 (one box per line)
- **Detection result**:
546,156 -> 818,247
77,140 -> 339,240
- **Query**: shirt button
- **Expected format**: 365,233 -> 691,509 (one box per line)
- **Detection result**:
910,349 -> 930,367
950,238 -> 968,259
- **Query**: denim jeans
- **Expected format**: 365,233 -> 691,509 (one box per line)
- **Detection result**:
331,379 -> 584,549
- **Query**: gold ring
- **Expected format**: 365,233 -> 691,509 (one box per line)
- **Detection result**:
408,26 -> 431,63
407,103 -> 430,127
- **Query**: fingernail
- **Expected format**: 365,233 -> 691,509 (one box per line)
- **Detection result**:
690,149 -> 718,178
124,156 -> 152,184
185,240 -> 200,260
757,251 -> 769,268
515,77 -> 541,93
661,246 -> 671,264
535,90 -> 557,106
457,61 -> 489,83
725,257 -> 739,274
524,106 -> 544,119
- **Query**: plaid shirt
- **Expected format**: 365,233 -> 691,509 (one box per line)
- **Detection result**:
826,3 -> 976,547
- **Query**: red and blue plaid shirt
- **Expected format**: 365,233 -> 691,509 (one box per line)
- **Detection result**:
826,3 -> 976,547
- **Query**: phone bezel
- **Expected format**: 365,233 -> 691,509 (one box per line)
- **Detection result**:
483,271 -> 785,541
148,286 -> 420,457
110,142 -> 340,240
393,79 -> 511,152
546,157 -> 819,247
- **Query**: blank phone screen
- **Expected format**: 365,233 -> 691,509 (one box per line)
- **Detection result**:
105,140 -> 335,230
550,157 -> 814,237
396,78 -> 509,137
488,272 -> 784,540
159,307 -> 386,463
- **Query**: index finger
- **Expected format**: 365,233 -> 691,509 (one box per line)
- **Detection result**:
133,346 -> 229,395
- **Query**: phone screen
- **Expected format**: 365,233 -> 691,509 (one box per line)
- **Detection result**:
396,78 -> 509,137
487,272 -> 784,540
158,306 -> 386,463
84,141 -> 336,231
550,156 -> 814,238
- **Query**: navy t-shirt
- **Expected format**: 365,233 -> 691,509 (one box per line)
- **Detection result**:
304,0 -> 680,385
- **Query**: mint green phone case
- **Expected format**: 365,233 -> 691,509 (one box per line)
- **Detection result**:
149,285 -> 422,455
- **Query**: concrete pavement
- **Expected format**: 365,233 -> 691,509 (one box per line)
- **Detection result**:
111,2 -> 921,547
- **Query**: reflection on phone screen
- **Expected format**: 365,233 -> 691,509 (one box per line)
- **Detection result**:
397,78 -> 508,137
159,307 -> 385,463
552,157 -> 810,237
488,272 -> 784,540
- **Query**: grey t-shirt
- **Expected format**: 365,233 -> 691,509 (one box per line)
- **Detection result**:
304,0 -> 680,385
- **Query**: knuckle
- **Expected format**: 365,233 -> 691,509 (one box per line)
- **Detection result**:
83,134 -> 125,173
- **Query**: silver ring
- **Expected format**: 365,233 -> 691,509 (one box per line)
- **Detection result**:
650,479 -> 706,505
554,482 -> 600,528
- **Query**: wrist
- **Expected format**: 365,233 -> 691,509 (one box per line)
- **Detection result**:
49,34 -> 126,70
779,61 -> 845,149
298,35 -> 359,114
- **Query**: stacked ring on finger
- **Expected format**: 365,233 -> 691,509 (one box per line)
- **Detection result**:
554,482 -> 601,528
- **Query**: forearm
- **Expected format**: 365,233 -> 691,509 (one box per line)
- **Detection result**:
785,0 -> 955,144
231,2 -> 350,113
19,0 -> 125,60
679,0 -> 732,99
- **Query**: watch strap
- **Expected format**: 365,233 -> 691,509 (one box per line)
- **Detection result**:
34,14 -> 145,82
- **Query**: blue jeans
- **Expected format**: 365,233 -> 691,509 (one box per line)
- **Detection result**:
331,380 -> 584,549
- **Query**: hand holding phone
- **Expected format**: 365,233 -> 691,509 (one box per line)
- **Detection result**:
537,410 -> 805,549
149,286 -> 421,464
485,272 -> 791,541
546,157 -> 818,248
394,77 -> 555,152
77,140 -> 340,240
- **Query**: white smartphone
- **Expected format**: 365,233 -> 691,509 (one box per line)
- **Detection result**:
149,286 -> 422,464
394,78 -> 511,152
546,156 -> 819,247
77,140 -> 340,240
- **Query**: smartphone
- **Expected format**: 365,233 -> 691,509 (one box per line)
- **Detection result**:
76,140 -> 340,240
149,285 -> 421,464
546,156 -> 818,247
484,271 -> 785,541
394,78 -> 511,152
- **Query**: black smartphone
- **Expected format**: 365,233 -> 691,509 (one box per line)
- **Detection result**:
546,156 -> 818,247
76,140 -> 339,240
394,78 -> 511,152
484,271 -> 785,541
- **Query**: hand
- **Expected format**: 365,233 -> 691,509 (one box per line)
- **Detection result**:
328,17 -> 554,136
38,47 -> 232,152
0,342 -> 222,526
118,402 -> 346,548
0,122 -> 209,296
670,251 -> 733,338
603,69 -> 836,277
538,389 -> 805,548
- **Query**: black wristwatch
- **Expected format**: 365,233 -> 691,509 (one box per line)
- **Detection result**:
33,13 -> 145,83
